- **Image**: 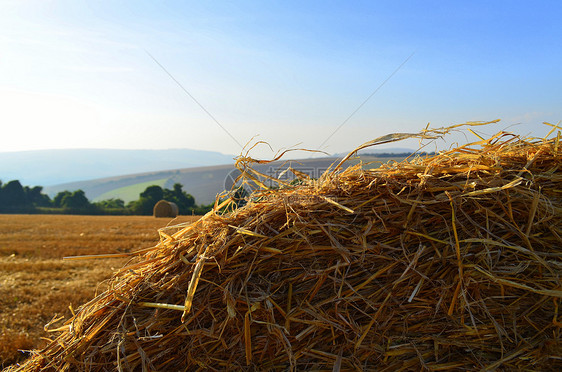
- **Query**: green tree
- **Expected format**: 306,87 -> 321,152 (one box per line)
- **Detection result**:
129,185 -> 164,215
2,180 -> 27,207
53,191 -> 72,208
140,185 -> 164,202
193,203 -> 214,215
164,183 -> 195,214
94,198 -> 125,209
128,197 -> 153,215
24,186 -> 51,207
60,190 -> 91,210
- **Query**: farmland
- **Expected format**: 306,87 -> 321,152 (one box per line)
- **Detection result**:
92,177 -> 169,203
2,130 -> 561,370
0,214 -> 199,368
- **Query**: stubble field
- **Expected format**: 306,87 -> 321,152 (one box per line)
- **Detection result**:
0,214 -> 199,368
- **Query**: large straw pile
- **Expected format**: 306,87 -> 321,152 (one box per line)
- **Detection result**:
10,124 -> 562,371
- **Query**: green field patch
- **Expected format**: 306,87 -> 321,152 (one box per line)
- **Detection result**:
93,178 -> 169,203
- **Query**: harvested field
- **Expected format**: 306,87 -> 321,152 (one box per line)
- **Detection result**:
5,123 -> 562,371
0,214 -> 198,368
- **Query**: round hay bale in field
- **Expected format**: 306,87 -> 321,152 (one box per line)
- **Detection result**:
10,123 -> 562,371
153,200 -> 179,218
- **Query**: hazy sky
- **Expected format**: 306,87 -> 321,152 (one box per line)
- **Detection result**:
1,0 -> 560,157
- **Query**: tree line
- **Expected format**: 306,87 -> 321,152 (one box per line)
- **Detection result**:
0,180 -> 214,215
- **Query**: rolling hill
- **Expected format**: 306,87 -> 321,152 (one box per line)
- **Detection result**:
43,155 -> 408,205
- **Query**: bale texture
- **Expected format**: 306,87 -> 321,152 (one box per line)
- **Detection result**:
153,200 -> 179,218
10,126 -> 562,371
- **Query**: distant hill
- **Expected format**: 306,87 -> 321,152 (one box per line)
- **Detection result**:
43,155 -> 407,205
43,158 -> 339,205
0,148 -> 236,186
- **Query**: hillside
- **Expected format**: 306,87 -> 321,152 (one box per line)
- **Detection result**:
44,155 -> 407,205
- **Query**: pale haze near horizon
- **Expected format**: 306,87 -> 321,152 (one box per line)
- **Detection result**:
1,1 -> 560,158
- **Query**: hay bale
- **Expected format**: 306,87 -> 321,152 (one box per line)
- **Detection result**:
153,200 -> 179,218
10,124 -> 562,371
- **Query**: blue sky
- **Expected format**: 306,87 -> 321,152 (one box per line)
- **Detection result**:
1,0 -> 560,157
